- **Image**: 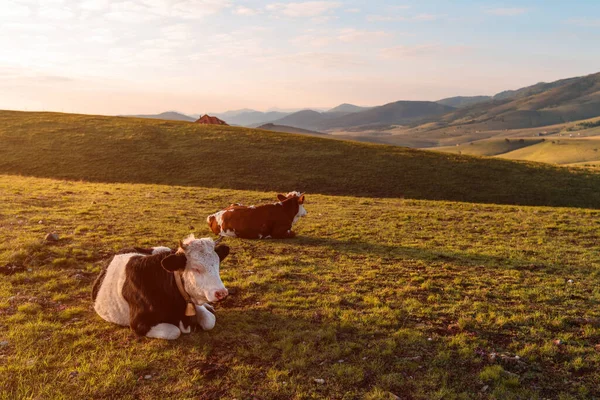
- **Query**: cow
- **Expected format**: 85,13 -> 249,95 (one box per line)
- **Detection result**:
92,235 -> 229,340
207,192 -> 307,239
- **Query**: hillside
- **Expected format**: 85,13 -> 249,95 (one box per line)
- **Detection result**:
433,72 -> 600,131
498,138 -> 600,165
436,96 -> 492,108
122,111 -> 195,122
2,175 -> 600,399
271,101 -> 457,132
435,138 -> 545,157
317,101 -> 456,130
326,103 -> 371,114
257,123 -> 325,135
269,109 -> 333,131
2,110 -> 600,208
214,110 -> 291,127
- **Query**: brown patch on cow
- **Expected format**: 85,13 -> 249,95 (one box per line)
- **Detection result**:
207,215 -> 221,235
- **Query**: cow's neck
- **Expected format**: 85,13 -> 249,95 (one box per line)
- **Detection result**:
143,252 -> 187,303
281,200 -> 299,222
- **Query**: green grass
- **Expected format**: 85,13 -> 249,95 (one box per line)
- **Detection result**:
2,174 -> 600,399
3,110 -> 600,208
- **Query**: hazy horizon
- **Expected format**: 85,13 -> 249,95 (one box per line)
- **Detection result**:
2,0 -> 600,116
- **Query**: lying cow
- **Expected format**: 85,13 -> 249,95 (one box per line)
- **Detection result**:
207,192 -> 307,239
92,235 -> 229,340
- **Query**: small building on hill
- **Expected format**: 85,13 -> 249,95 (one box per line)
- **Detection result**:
195,114 -> 228,125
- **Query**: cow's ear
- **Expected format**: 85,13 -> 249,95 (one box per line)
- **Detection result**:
298,195 -> 305,204
277,194 -> 287,202
161,253 -> 187,272
215,245 -> 230,262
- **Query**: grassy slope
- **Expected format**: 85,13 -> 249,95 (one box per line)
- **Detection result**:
434,139 -> 544,157
2,110 -> 600,209
498,139 -> 600,165
2,175 -> 600,399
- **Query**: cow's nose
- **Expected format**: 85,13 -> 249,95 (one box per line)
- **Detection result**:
213,288 -> 228,301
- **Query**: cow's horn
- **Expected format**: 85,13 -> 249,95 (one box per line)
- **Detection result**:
214,236 -> 224,245
179,240 -> 186,250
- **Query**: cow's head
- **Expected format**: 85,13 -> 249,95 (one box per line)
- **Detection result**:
161,234 -> 229,304
277,191 -> 307,224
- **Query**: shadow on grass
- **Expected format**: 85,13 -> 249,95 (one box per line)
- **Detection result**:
293,235 -> 555,273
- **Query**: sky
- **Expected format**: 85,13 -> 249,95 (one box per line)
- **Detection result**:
1,0 -> 599,115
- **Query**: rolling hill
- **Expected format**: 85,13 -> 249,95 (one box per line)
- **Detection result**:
213,110 -> 291,127
257,123 -> 325,135
1,110 -> 600,208
436,96 -> 492,108
433,72 -> 600,131
326,103 -> 371,114
435,138 -> 545,157
122,111 -> 195,122
270,101 -> 456,132
268,109 -> 332,131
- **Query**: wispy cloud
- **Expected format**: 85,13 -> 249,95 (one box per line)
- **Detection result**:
485,8 -> 529,16
235,6 -> 260,16
267,1 -> 341,17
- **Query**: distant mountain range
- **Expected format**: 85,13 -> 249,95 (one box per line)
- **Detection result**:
257,123 -> 325,135
122,71 -> 600,134
436,96 -> 492,108
435,71 -> 600,130
123,111 -> 196,122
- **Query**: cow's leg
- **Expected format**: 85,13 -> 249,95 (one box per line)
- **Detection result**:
145,323 -> 181,340
195,304 -> 216,330
271,225 -> 295,239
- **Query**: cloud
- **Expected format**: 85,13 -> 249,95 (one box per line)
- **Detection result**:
0,1 -> 31,18
485,8 -> 528,16
337,28 -> 389,43
345,8 -> 360,13
565,18 -> 600,27
380,44 -> 471,59
105,0 -> 231,22
234,6 -> 260,16
267,1 -> 341,17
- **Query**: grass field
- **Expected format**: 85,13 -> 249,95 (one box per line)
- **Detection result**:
3,110 -> 600,399
434,139 -> 545,157
498,139 -> 600,165
2,110 -> 600,208
2,174 -> 600,399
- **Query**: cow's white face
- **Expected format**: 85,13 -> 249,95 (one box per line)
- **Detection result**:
293,194 -> 307,225
293,204 -> 307,225
180,236 -> 228,304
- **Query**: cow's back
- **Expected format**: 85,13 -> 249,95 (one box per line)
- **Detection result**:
208,204 -> 289,239
93,253 -> 137,326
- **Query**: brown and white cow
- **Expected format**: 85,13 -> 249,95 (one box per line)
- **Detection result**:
92,235 -> 229,340
207,192 -> 307,239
